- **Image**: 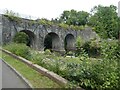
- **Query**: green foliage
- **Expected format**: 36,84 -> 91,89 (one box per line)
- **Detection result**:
4,10 -> 22,23
76,37 -> 101,57
2,52 -> 60,88
64,49 -> 119,90
4,43 -> 31,59
82,38 -> 101,57
88,5 -> 119,39
78,59 -> 119,90
76,36 -> 84,48
28,20 -> 37,26
75,36 -> 85,56
13,32 -> 29,44
44,49 -> 52,55
30,50 -> 45,66
76,38 -> 119,58
37,18 -> 54,26
4,41 -> 120,89
100,40 -> 120,60
58,9 -> 89,26
58,23 -> 69,30
4,10 -> 89,31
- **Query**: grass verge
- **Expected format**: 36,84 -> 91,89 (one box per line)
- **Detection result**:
1,51 -> 61,88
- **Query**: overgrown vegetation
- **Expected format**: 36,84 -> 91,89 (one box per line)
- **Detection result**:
3,40 -> 120,89
4,10 -> 90,31
13,32 -> 29,44
4,10 -> 22,24
1,52 -> 61,88
4,43 -> 31,60
88,5 -> 119,39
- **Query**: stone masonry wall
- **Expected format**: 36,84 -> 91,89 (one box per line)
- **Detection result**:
1,14 -> 99,52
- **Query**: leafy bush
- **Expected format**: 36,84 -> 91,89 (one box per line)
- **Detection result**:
44,49 -> 51,55
100,40 -> 120,60
4,43 -> 31,59
76,37 -> 100,57
3,40 -> 120,90
62,57 -> 119,90
82,38 -> 101,57
66,40 -> 119,90
13,32 -> 29,44
75,36 -> 84,56
29,50 -> 46,67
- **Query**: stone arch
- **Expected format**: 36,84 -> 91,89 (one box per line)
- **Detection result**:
44,32 -> 60,51
20,30 -> 36,48
64,34 -> 75,51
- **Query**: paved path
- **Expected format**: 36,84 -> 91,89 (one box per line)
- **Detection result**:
2,59 -> 30,88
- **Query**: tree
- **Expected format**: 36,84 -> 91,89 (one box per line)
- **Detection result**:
88,5 -> 119,39
58,9 -> 89,26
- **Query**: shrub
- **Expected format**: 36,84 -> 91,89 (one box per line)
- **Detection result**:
44,49 -> 51,55
78,59 -> 119,90
58,23 -> 69,30
13,32 -> 29,44
100,40 -> 120,60
76,36 -> 84,48
63,57 -> 119,90
3,40 -> 120,89
30,50 -> 45,66
81,38 -> 101,57
76,37 -> 100,57
75,36 -> 85,56
4,43 -> 31,59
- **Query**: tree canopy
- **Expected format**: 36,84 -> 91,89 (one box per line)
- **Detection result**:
55,5 -> 119,39
88,5 -> 119,39
58,9 -> 89,26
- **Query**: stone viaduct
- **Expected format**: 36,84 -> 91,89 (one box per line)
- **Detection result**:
0,14 -> 99,52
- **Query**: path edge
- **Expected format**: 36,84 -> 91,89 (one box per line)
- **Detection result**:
2,59 -> 33,89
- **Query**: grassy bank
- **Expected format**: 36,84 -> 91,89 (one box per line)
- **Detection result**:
1,51 -> 61,88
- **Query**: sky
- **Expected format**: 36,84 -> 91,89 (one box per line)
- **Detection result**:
0,0 -> 119,20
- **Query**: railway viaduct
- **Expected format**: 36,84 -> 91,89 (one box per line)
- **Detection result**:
0,14 -> 99,52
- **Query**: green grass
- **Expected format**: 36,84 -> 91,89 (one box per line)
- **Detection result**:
0,50 -> 2,58
1,51 -> 61,88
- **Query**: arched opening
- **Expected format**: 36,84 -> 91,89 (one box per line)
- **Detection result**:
44,32 -> 60,51
64,34 -> 75,51
20,30 -> 36,47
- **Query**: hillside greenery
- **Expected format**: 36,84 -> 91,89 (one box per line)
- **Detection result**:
3,39 -> 120,89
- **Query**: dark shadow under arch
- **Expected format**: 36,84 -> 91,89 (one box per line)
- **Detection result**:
20,30 -> 36,47
44,32 -> 60,51
64,34 -> 75,51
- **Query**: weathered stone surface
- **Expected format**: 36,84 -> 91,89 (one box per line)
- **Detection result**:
1,14 -> 99,52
